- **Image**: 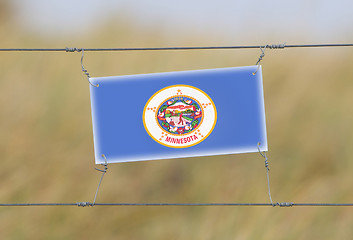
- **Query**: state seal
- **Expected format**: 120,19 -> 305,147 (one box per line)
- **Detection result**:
143,85 -> 217,148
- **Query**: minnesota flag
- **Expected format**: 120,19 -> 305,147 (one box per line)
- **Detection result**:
90,66 -> 267,164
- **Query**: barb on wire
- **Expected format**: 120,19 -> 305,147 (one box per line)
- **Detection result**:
257,142 -> 274,206
65,47 -> 82,53
92,154 -> 108,206
76,202 -> 92,207
266,43 -> 286,49
80,49 -> 99,87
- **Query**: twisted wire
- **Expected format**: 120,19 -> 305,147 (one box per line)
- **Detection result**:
257,142 -> 274,205
80,49 -> 98,87
92,154 -> 108,206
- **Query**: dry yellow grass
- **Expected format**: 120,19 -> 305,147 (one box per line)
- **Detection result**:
1,17 -> 353,239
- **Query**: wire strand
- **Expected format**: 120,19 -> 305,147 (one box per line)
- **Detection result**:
92,154 -> 108,205
0,202 -> 353,207
0,43 -> 353,52
257,143 -> 274,205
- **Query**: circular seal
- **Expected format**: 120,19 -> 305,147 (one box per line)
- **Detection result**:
143,85 -> 217,148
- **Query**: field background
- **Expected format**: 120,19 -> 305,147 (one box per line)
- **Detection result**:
1,1 -> 353,239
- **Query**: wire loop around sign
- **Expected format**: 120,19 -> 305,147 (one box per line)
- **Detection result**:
80,49 -> 99,87
257,142 -> 274,205
92,154 -> 108,206
252,46 -> 267,75
252,43 -> 285,75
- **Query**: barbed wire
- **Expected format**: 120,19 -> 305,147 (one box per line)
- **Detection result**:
1,42 -> 353,208
1,202 -> 353,207
0,43 -> 352,52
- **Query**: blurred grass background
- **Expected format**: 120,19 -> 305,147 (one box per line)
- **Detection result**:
1,1 -> 353,239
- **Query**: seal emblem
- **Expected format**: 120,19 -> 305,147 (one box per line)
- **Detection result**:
143,85 -> 217,148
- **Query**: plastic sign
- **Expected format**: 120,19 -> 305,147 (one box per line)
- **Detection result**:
90,66 -> 267,164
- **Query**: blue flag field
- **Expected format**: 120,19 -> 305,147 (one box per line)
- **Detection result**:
90,66 -> 267,164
